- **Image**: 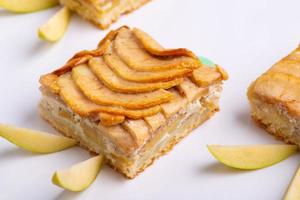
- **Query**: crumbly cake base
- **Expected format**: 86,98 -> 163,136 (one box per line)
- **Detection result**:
59,0 -> 150,29
40,99 -> 218,178
250,97 -> 300,148
123,105 -> 218,178
39,85 -> 220,178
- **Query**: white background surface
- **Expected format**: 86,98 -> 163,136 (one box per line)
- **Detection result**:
1,0 -> 300,199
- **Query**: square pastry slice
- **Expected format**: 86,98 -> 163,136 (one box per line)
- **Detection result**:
248,46 -> 300,147
59,0 -> 150,29
39,26 -> 228,178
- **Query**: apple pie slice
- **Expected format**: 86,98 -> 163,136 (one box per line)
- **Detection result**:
58,0 -> 150,29
248,46 -> 300,147
39,26 -> 228,178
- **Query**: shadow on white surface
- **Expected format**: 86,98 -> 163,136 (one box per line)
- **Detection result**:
234,108 -> 252,127
0,9 -> 17,17
54,190 -> 81,200
28,40 -> 56,56
200,162 -> 253,175
101,165 -> 127,182
0,147 -> 37,161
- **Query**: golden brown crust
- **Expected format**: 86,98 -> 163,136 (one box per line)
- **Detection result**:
99,113 -> 125,126
132,27 -> 198,59
250,72 -> 300,117
89,57 -> 184,93
72,64 -> 174,109
103,45 -> 193,83
114,27 -> 201,72
191,65 -> 224,87
282,45 -> 300,61
53,37 -> 112,76
40,26 -> 221,121
56,74 -> 162,118
40,28 -> 119,93
59,0 -> 150,29
177,78 -> 208,102
248,46 -> 300,117
51,27 -> 125,76
39,74 -> 60,94
161,89 -> 188,118
216,65 -> 229,80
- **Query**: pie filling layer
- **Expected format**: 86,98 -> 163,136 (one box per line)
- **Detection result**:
39,84 -> 221,178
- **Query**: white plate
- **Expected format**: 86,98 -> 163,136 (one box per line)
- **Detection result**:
1,0 -> 300,199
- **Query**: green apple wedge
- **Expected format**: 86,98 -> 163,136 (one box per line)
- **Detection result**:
0,0 -> 58,13
38,6 -> 71,42
52,155 -> 104,192
0,123 -> 77,153
207,144 -> 298,170
284,165 -> 300,200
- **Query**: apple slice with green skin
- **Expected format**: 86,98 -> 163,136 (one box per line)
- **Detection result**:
38,6 -> 71,42
207,144 -> 297,170
284,165 -> 300,200
0,0 -> 58,13
0,123 -> 77,154
52,155 -> 104,192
